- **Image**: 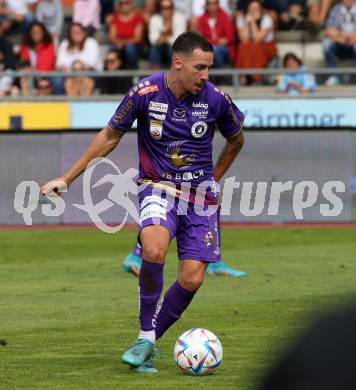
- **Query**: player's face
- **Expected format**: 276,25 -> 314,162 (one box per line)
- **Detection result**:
176,49 -> 214,95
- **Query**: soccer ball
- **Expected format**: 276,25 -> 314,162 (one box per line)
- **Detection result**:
174,328 -> 223,375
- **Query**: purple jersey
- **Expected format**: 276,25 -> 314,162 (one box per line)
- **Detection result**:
108,72 -> 244,187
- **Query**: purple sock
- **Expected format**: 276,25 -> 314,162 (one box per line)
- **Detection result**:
132,242 -> 143,258
155,281 -> 196,340
139,260 -> 164,331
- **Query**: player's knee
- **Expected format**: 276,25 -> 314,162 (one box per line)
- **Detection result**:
179,274 -> 204,292
142,245 -> 167,263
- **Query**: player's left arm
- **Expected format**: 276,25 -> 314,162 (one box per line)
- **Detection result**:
213,131 -> 244,182
214,92 -> 245,182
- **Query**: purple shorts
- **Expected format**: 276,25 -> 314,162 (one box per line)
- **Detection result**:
138,184 -> 220,263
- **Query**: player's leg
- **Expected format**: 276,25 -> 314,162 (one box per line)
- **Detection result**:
154,202 -> 217,340
206,207 -> 247,277
121,225 -> 169,369
122,242 -> 143,276
122,184 -> 178,372
155,259 -> 208,340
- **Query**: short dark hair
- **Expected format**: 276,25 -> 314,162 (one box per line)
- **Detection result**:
106,48 -> 122,60
283,52 -> 303,67
172,32 -> 213,55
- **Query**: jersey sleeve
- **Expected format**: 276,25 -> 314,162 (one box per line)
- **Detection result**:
216,92 -> 244,139
107,87 -> 138,133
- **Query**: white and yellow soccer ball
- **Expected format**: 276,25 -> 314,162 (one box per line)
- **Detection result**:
174,328 -> 223,375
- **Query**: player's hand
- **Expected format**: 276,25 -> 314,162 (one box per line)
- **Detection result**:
40,177 -> 68,197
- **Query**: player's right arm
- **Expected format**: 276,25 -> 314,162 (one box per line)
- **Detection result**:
41,126 -> 124,196
41,82 -> 141,196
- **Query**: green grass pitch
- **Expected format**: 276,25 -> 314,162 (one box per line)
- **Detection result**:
1,227 -> 356,389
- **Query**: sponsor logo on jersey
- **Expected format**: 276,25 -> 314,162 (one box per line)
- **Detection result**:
192,102 -> 208,109
173,107 -> 186,118
112,99 -> 134,125
172,107 -> 186,122
139,203 -> 167,223
214,87 -> 231,103
149,111 -> 166,121
192,110 -> 208,119
191,121 -> 208,138
140,195 -> 168,210
162,169 -> 205,181
149,101 -> 168,113
138,85 -> 159,96
149,119 -> 163,140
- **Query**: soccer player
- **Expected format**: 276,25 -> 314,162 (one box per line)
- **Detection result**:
41,31 -> 244,373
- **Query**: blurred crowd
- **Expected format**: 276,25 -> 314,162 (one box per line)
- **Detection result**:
0,0 -> 355,96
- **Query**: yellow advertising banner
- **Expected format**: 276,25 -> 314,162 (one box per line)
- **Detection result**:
0,103 -> 70,130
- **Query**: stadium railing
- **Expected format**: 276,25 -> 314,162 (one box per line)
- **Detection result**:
1,67 -> 356,99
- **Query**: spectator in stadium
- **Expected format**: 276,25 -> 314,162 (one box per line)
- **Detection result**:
198,0 -> 235,68
101,0 -> 115,25
237,0 -> 306,29
18,22 -> 56,72
0,0 -> 37,33
35,76 -> 53,95
64,59 -> 95,96
109,0 -> 144,69
263,0 -> 306,29
12,58 -> 32,96
134,0 -> 156,22
148,0 -> 187,69
190,0 -> 233,30
0,30 -> 15,96
56,22 -> 101,92
73,0 -> 101,33
36,0 -> 64,43
307,0 -> 335,30
99,48 -> 132,94
277,52 -> 316,95
236,0 -> 277,84
323,0 -> 356,85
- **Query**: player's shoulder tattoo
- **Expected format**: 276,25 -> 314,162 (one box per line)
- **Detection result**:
213,86 -> 232,104
128,80 -> 160,97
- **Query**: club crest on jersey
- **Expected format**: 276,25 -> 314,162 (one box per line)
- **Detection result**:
191,121 -> 208,138
149,101 -> 168,113
149,119 -> 163,140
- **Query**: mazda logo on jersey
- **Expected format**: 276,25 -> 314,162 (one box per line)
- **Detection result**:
191,121 -> 208,138
173,108 -> 186,118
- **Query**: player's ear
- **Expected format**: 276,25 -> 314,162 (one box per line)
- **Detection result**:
172,54 -> 183,70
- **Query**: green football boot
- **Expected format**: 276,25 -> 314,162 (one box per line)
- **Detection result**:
135,351 -> 158,373
121,338 -> 154,368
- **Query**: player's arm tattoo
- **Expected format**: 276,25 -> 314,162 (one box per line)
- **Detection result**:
213,131 -> 244,182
